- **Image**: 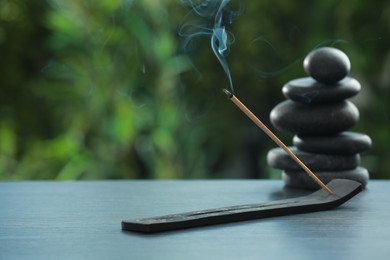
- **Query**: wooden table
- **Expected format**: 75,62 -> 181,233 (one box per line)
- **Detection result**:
1,180 -> 389,259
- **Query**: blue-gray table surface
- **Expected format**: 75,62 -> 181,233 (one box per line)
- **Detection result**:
0,180 -> 389,260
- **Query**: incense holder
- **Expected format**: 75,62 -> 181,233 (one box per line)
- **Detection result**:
268,47 -> 371,189
121,179 -> 362,233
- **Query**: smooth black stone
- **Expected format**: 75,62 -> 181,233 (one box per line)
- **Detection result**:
282,167 -> 369,190
293,132 -> 372,155
267,147 -> 360,171
270,100 -> 359,135
282,77 -> 360,104
304,47 -> 351,84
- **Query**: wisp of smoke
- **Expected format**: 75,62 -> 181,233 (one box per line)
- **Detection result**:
179,0 -> 241,94
251,37 -> 350,80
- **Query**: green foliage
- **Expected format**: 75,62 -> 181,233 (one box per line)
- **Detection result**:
0,0 -> 389,179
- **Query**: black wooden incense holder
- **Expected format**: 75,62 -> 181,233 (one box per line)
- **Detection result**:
121,179 -> 362,233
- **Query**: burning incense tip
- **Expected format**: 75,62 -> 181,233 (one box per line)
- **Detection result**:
222,88 -> 233,99
223,89 -> 333,195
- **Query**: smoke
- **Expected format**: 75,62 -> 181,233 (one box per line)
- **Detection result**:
251,37 -> 350,79
179,0 -> 241,94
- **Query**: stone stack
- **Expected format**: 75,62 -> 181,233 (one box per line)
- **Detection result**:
267,47 -> 372,189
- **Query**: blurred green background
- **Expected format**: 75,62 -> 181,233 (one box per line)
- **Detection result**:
0,0 -> 389,180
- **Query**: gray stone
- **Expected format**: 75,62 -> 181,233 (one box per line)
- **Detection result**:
304,47 -> 351,84
282,77 -> 360,104
267,147 -> 360,171
270,100 -> 359,135
282,167 -> 369,190
293,132 -> 372,155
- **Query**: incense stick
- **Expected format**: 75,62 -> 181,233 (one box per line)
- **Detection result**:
223,89 -> 333,195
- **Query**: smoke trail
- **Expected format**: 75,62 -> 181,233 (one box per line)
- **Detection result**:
179,0 -> 241,94
251,37 -> 350,79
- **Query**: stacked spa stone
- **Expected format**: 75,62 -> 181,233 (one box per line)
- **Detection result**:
267,47 -> 372,189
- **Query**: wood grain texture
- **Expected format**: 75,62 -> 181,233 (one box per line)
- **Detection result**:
1,180 -> 390,260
